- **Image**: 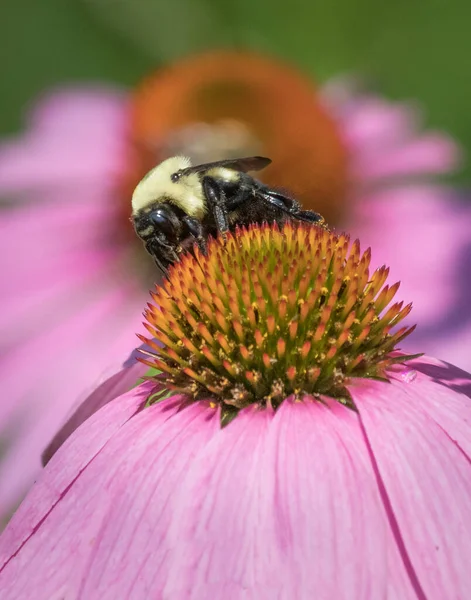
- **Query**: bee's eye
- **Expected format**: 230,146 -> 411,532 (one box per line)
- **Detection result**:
150,210 -> 178,240
171,171 -> 182,183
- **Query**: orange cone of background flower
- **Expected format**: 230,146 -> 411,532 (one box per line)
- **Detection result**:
124,51 -> 348,224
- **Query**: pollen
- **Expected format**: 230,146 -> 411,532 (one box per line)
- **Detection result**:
140,223 -> 417,422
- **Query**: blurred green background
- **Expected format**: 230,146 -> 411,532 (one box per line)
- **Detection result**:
1,0 -> 469,180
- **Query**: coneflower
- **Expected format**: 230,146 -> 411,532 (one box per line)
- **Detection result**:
1,223 -> 470,599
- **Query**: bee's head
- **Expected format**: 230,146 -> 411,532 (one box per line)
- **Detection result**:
131,156 -> 205,218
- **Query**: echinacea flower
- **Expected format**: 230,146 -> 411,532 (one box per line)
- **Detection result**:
0,51 -> 468,521
1,223 -> 470,600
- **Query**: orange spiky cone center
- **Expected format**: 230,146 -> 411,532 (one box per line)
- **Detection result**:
139,223 -> 417,423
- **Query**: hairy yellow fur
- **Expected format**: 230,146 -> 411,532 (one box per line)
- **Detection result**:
206,166 -> 239,182
132,156 -> 206,218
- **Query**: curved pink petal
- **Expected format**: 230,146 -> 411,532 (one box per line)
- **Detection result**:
322,85 -> 462,181
418,323 -> 471,374
42,361 -> 148,465
0,240 -> 126,348
400,356 -> 471,450
0,193 -> 111,248
0,85 -> 149,518
0,394 -> 218,599
325,80 -> 469,371
163,399 -> 416,599
0,87 -> 129,192
353,133 -> 460,181
330,95 -> 420,150
0,191 -> 115,295
0,285 -> 145,514
348,186 -> 471,336
0,382 -> 153,567
351,376 -> 471,598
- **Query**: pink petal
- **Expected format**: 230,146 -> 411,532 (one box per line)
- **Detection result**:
0,194 -> 113,291
420,324 -> 471,375
348,187 -> 471,331
335,96 -> 419,150
42,361 -> 148,465
400,356 -> 471,453
327,83 -> 468,370
0,382 -> 152,568
161,400 -> 413,598
322,86 -> 462,181
0,246 -> 123,348
353,133 -> 460,181
351,376 -> 471,598
0,395 -> 218,599
0,87 -> 129,192
0,285 -> 145,513
0,285 -> 134,425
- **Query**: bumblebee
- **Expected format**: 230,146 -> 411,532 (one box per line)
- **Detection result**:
132,156 -> 325,274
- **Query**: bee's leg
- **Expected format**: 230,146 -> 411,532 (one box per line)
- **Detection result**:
259,190 -> 326,227
153,256 -> 169,277
145,237 -> 178,277
202,176 -> 230,236
296,210 -> 327,227
145,241 -> 169,276
183,215 -> 208,256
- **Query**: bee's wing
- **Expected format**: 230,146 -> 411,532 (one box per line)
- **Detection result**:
179,156 -> 272,176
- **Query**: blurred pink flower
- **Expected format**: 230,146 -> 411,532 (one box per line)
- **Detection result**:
0,356 -> 470,599
0,65 -> 469,521
323,83 -> 471,367
0,88 -> 147,517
